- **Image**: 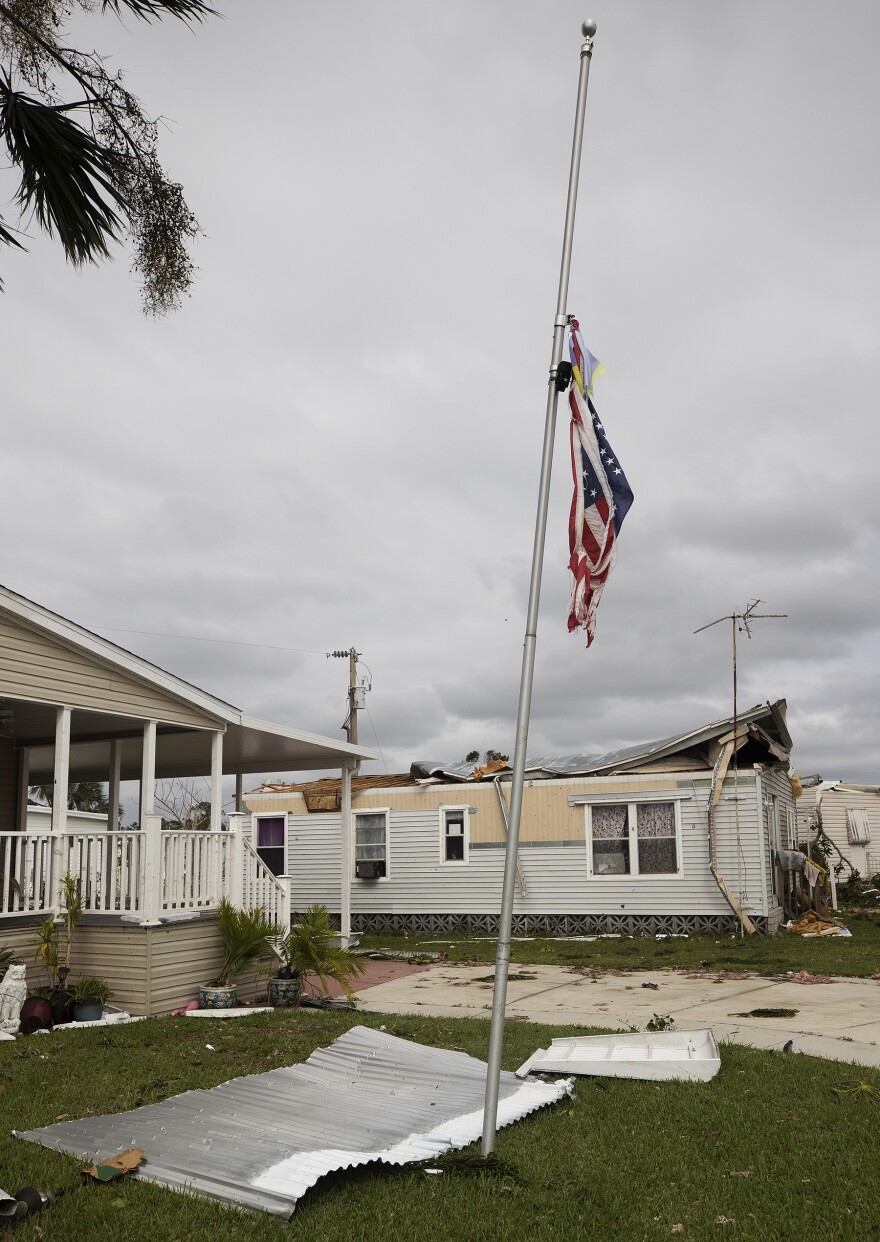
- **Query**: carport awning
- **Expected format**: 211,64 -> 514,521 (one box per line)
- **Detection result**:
26,714 -> 373,782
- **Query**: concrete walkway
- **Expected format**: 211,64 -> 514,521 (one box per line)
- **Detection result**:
353,963 -> 880,1069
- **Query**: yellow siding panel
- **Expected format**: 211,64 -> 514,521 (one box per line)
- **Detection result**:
250,775 -> 683,844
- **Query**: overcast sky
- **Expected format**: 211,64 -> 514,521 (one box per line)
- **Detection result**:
3,1 -> 878,787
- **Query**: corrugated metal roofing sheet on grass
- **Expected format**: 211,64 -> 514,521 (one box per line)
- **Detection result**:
15,1025 -> 572,1219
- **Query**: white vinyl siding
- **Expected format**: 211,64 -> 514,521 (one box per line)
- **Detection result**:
283,773 -> 771,920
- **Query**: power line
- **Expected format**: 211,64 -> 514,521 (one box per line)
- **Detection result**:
93,625 -> 328,657
364,703 -> 389,775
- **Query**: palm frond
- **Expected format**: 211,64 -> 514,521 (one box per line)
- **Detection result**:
0,213 -> 25,250
101,0 -> 218,23
0,211 -> 26,290
278,904 -> 365,1000
217,899 -> 281,986
0,73 -> 123,265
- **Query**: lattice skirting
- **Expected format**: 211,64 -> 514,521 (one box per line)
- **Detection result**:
341,912 -> 770,937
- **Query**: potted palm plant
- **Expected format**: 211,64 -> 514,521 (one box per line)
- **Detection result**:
71,976 -> 112,1022
50,874 -> 82,1025
269,904 -> 364,1008
200,900 -> 280,1009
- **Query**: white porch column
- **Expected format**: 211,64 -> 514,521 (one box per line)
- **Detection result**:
340,758 -> 353,948
108,740 -> 121,831
51,707 -> 71,913
51,707 -> 71,835
210,730 -> 223,833
17,745 -> 30,833
139,812 -> 164,926
139,720 -> 157,826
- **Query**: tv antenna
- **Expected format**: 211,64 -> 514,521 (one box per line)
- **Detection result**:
695,600 -> 787,934
694,600 -> 787,733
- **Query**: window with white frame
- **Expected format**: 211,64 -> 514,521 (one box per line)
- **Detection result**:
255,814 -> 286,877
587,801 -> 681,877
441,807 -> 469,863
354,810 -> 388,879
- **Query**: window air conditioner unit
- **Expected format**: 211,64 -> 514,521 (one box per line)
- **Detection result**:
356,859 -> 384,880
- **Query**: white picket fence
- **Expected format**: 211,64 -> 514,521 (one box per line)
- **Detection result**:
0,815 -> 290,930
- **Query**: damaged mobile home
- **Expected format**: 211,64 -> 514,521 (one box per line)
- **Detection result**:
246,700 -> 796,936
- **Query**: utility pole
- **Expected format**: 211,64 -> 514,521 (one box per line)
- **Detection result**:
328,647 -> 363,769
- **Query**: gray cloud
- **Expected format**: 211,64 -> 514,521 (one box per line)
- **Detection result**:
2,0 -> 878,794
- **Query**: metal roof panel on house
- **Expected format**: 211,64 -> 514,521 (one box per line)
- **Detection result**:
410,700 -> 791,783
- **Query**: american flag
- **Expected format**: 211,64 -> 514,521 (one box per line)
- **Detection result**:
566,320 -> 633,645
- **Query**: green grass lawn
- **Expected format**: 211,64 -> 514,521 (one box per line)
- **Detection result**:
2,1010 -> 878,1241
358,912 -> 880,979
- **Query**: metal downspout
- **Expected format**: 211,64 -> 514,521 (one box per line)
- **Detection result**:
493,776 -> 527,897
708,739 -> 756,934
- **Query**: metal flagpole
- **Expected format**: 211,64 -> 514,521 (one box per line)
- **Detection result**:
481,19 -> 598,1157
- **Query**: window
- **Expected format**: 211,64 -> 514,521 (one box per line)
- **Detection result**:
255,815 -> 286,877
355,810 -> 388,879
587,800 -> 681,877
591,804 -> 630,874
441,807 -> 469,863
635,803 -> 677,874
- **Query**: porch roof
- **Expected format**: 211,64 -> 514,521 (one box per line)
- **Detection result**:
19,705 -> 372,782
0,582 -> 374,779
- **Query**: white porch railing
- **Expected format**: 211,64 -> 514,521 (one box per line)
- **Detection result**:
1,831 -> 53,917
61,831 -> 144,914
1,818 -> 290,929
160,829 -> 229,913
239,835 -> 291,931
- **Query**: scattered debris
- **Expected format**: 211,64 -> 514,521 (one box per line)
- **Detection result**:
786,912 -> 850,937
516,1028 -> 719,1082
641,982 -> 659,991
732,1008 -> 799,1019
831,1080 -> 880,1102
16,1025 -> 572,1219
646,1013 -> 675,1031
83,1149 -> 143,1183
353,948 -> 446,963
474,973 -> 537,983
788,971 -> 834,985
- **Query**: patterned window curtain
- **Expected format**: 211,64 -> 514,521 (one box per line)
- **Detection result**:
591,804 -> 630,874
591,805 -> 628,839
636,803 -> 677,873
355,813 -> 386,861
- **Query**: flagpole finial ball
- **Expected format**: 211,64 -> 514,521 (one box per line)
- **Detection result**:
581,19 -> 597,38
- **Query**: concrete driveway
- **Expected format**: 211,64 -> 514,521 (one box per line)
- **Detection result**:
353,963 -> 880,1069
